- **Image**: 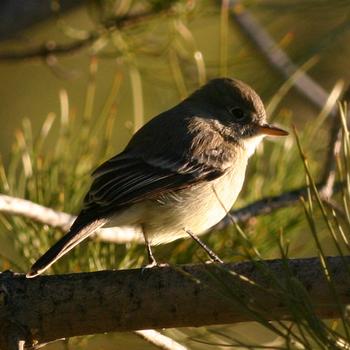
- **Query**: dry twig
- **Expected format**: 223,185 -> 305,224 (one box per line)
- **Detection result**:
135,330 -> 187,350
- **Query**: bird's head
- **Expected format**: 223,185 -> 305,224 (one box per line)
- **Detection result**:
187,78 -> 288,156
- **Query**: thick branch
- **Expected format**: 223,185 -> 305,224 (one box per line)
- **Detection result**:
0,257 -> 349,347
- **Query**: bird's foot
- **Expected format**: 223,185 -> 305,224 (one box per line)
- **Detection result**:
141,259 -> 169,274
143,260 -> 169,269
143,260 -> 158,269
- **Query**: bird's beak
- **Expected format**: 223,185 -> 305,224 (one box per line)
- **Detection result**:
258,123 -> 289,137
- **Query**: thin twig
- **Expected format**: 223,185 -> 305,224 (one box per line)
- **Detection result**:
135,330 -> 187,350
228,0 -> 348,206
0,181 -> 341,245
320,88 -> 350,199
0,33 -> 98,61
0,9 -> 169,61
320,121 -> 342,199
184,229 -> 223,263
318,83 -> 347,199
215,181 -> 342,230
229,0 -> 337,115
26,338 -> 66,350
0,193 -> 143,244
0,194 -> 74,231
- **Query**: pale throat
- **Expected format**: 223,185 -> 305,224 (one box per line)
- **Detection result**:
243,135 -> 265,157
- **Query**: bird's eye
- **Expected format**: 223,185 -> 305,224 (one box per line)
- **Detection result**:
229,107 -> 249,122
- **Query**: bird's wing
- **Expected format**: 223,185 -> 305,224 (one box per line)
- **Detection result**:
82,152 -> 226,216
82,113 -> 237,218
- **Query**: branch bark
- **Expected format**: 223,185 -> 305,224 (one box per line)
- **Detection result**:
0,257 -> 349,348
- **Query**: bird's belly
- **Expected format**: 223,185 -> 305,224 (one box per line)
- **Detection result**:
144,165 -> 247,245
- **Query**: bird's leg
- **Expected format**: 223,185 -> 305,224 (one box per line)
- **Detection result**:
143,230 -> 158,268
184,229 -> 224,263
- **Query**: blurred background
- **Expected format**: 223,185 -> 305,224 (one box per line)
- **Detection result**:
0,0 -> 349,349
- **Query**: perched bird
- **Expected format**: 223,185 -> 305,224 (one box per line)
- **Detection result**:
27,77 -> 288,278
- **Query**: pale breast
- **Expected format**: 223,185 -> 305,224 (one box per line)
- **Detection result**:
105,136 -> 262,245
143,154 -> 248,245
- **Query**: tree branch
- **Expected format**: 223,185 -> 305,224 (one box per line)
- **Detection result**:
0,33 -> 98,61
204,180 -> 341,229
321,89 -> 350,199
134,330 -> 187,350
0,194 -> 74,231
319,120 -> 342,199
227,0 -> 348,217
0,9 -> 171,61
229,1 -> 338,115
0,257 -> 349,348
0,180 -> 340,245
0,194 -> 143,243
0,1 -> 85,42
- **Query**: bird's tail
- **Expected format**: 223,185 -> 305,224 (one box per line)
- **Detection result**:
26,218 -> 108,278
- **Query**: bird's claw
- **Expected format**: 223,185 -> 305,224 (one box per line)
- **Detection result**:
141,261 -> 169,274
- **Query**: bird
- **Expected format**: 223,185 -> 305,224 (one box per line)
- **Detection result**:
26,77 -> 288,278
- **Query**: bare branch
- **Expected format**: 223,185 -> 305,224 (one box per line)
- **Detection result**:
0,194 -> 74,231
0,193 -> 143,244
135,330 -> 187,350
0,9 -> 169,61
214,181 -> 341,229
0,34 -> 98,61
1,257 -> 349,347
320,88 -> 350,200
227,1 -> 349,212
320,123 -> 342,199
0,180 -> 341,245
229,1 -> 336,114
319,86 -> 347,200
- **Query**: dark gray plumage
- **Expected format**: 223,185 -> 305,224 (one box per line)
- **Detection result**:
27,78 -> 287,278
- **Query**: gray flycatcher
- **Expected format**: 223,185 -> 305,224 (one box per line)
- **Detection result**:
27,77 -> 288,278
